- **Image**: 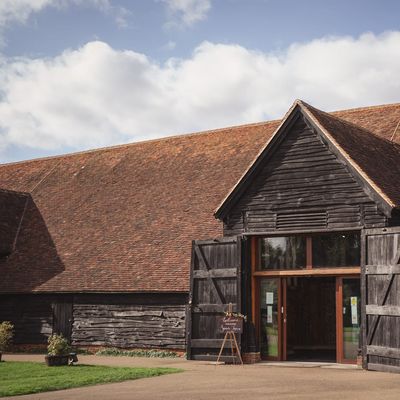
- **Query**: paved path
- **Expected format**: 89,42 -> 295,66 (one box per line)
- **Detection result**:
4,354 -> 400,399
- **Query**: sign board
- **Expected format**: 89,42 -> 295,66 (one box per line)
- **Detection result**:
351,296 -> 358,325
267,306 -> 273,324
219,316 -> 243,334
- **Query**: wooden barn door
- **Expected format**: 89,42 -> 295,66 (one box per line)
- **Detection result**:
52,298 -> 73,342
187,237 -> 241,361
362,227 -> 400,373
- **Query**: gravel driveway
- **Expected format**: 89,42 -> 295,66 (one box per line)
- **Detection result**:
4,354 -> 400,400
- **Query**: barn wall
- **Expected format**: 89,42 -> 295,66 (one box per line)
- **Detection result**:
0,294 -> 54,344
0,293 -> 187,350
223,117 -> 389,236
72,294 -> 187,349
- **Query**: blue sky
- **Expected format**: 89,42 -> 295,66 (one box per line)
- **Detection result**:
1,0 -> 400,163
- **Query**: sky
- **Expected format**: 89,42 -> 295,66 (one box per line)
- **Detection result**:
0,0 -> 400,163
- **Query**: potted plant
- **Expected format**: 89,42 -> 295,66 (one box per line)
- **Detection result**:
0,321 -> 14,362
45,334 -> 71,366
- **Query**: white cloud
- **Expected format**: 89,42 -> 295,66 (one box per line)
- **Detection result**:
0,32 -> 400,155
162,0 -> 211,28
0,0 -> 56,28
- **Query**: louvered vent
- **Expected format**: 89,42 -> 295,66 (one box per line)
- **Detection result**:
276,210 -> 327,230
244,209 -> 276,232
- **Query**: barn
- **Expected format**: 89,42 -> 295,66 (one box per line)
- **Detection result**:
1,100 -> 400,372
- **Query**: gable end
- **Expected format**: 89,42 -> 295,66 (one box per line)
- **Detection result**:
221,113 -> 389,236
216,102 -> 396,224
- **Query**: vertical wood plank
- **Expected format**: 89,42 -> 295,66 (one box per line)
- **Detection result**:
336,277 -> 343,363
360,229 -> 367,369
282,278 -> 287,361
277,277 -> 282,360
237,235 -> 242,350
306,236 -> 313,269
186,240 -> 195,359
251,236 -> 257,325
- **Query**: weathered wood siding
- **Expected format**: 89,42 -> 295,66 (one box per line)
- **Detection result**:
0,295 -> 53,344
72,303 -> 185,349
224,117 -> 388,235
0,293 -> 187,350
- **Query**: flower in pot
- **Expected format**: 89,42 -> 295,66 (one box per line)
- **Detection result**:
0,321 -> 14,362
45,334 -> 71,366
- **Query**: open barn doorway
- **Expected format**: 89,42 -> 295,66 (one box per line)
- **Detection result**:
258,275 -> 361,363
286,277 -> 336,361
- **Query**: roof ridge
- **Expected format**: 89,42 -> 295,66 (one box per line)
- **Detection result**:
0,119 -> 280,168
1,101 -> 400,168
303,101 -> 400,149
331,101 -> 400,114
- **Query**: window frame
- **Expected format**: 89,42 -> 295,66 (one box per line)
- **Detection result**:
256,235 -> 308,271
253,230 -> 361,274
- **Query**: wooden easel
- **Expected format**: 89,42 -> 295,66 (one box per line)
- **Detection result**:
216,303 -> 243,365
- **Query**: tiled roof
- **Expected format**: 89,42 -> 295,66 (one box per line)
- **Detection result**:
0,101 -> 400,293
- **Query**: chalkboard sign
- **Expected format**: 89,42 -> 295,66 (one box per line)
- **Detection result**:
219,316 -> 243,334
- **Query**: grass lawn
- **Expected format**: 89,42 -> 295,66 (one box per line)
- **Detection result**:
0,361 -> 182,397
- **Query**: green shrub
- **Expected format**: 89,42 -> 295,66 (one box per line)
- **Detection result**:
0,321 -> 14,352
47,334 -> 71,356
95,347 -> 180,358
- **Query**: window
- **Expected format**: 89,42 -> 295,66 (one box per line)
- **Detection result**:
312,233 -> 360,268
256,232 -> 360,270
257,236 -> 306,270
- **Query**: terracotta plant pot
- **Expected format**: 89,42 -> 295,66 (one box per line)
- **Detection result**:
45,354 -> 69,366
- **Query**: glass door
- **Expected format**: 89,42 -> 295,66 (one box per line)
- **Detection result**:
336,277 -> 361,363
259,278 -> 281,359
342,278 -> 361,361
